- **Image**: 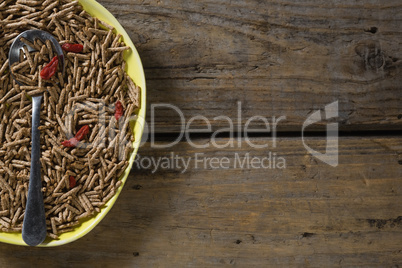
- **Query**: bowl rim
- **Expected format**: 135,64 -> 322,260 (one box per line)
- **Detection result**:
0,0 -> 146,247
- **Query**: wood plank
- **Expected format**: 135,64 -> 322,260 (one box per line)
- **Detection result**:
98,0 -> 402,132
0,137 -> 400,266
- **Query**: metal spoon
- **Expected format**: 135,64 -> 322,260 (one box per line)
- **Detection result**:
9,30 -> 64,246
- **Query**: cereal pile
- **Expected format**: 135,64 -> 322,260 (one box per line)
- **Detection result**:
0,0 -> 141,239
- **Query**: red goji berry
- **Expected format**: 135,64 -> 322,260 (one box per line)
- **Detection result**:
61,138 -> 79,148
115,100 -> 124,120
62,43 -> 84,53
40,56 -> 59,80
61,125 -> 89,148
75,125 -> 90,141
69,176 -> 76,188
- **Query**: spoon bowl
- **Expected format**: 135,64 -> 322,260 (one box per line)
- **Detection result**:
9,29 -> 65,80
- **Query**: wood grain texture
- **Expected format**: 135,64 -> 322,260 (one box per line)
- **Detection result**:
98,0 -> 401,132
0,1 -> 400,267
0,137 -> 400,267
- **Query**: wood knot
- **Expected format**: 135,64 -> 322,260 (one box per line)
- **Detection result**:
364,26 -> 378,34
367,52 -> 384,69
367,216 -> 402,229
301,232 -> 315,238
355,42 -> 384,70
132,184 -> 143,190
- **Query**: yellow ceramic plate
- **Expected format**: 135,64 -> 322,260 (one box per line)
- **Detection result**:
0,0 -> 146,246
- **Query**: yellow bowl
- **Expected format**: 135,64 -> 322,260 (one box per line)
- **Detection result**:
0,0 -> 146,246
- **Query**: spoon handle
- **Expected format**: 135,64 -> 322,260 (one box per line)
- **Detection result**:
22,95 -> 47,246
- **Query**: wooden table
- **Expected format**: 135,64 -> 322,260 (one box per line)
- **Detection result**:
1,0 -> 401,267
